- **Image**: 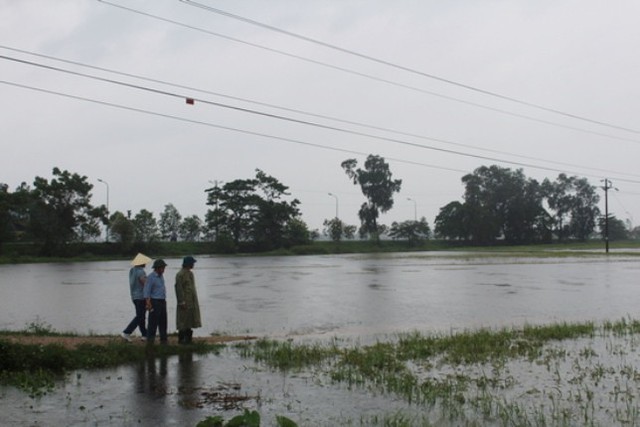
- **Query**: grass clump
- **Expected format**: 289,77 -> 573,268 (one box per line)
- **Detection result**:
236,319 -> 640,425
235,338 -> 337,370
0,327 -> 224,396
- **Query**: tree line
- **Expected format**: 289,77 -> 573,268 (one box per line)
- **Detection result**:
0,157 -> 632,257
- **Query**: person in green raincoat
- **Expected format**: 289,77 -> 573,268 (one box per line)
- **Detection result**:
175,256 -> 201,344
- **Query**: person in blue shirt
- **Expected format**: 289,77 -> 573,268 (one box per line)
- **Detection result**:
121,253 -> 151,342
144,259 -> 168,344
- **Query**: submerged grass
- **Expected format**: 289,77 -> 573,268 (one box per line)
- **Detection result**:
0,323 -> 224,396
236,319 -> 640,426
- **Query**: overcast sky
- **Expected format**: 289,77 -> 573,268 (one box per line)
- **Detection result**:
2,0 -> 640,233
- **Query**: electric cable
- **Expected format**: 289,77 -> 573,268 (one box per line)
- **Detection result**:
5,44 -> 640,171
180,0 -> 640,135
0,79 -> 468,175
5,53 -> 640,181
4,79 -> 640,184
95,1 -> 640,143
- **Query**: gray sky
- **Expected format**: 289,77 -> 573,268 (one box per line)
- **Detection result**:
2,0 -> 640,233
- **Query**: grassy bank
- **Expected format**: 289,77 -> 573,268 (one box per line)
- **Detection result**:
2,239 -> 640,264
0,322 -> 224,397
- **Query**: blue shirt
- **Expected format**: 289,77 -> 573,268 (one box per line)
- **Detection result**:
129,266 -> 146,300
143,270 -> 166,300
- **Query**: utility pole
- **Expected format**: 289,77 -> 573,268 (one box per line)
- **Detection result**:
601,179 -> 617,253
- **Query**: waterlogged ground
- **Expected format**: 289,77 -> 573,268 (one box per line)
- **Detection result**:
2,252 -> 640,425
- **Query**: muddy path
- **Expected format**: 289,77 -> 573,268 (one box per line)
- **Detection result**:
0,334 -> 256,349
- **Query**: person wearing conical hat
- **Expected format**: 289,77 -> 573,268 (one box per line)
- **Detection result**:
121,253 -> 152,342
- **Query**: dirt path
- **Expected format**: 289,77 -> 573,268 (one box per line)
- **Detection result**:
1,334 -> 257,350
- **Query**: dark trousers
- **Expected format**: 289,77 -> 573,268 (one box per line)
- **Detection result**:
147,299 -> 167,343
123,299 -> 147,336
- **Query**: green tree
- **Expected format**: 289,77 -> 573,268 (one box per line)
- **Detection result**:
323,218 -> 344,242
542,174 -> 600,241
323,218 -> 357,242
251,170 -> 301,250
598,215 -> 628,241
0,184 -> 14,251
206,178 -> 259,245
205,170 -> 301,250
341,155 -> 402,243
132,209 -> 160,243
29,167 -> 107,255
283,218 -> 311,247
388,217 -> 431,244
180,215 -> 202,242
434,201 -> 469,240
159,203 -> 182,241
461,166 -> 547,244
109,211 -> 135,250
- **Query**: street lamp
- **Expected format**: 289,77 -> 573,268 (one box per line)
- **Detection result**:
97,178 -> 110,243
407,197 -> 417,221
328,192 -> 339,219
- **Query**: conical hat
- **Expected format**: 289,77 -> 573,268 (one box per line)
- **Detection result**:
130,253 -> 152,266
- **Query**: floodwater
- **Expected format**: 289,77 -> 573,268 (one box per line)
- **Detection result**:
1,251 -> 640,425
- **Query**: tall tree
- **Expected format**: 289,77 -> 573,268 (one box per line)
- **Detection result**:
205,170 -> 302,250
0,184 -> 14,252
434,201 -> 469,240
206,178 -> 258,245
29,167 -> 107,255
109,211 -> 135,250
598,215 -> 628,241
388,217 -> 431,245
179,215 -> 202,242
341,154 -> 402,242
461,166 -> 547,244
542,174 -> 600,241
251,170 -> 301,250
132,209 -> 160,243
159,203 -> 182,241
323,218 -> 357,242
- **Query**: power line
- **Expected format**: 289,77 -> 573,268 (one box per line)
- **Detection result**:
180,0 -> 640,136
94,1 -> 640,144
5,52 -> 640,181
5,78 -> 640,185
0,79 -> 468,174
6,45 -> 640,179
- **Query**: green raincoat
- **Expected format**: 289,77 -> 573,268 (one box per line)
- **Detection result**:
175,268 -> 202,330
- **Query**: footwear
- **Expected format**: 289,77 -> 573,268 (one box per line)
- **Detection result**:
120,332 -> 132,342
140,336 -> 147,342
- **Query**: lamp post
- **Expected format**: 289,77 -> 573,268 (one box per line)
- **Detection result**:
407,197 -> 417,221
328,192 -> 339,219
97,178 -> 110,243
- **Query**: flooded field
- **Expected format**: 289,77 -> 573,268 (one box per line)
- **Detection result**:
1,252 -> 640,425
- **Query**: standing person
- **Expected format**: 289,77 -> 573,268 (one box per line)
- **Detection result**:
175,256 -> 201,344
121,253 -> 151,342
144,259 -> 168,344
